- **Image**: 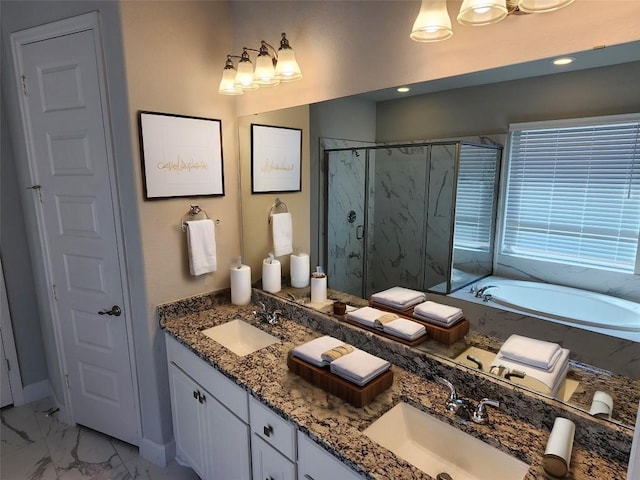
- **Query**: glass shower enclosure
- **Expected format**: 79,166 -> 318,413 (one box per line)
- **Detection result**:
325,141 -> 501,298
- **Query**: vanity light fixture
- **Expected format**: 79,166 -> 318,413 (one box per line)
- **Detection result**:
411,0 -> 575,42
218,32 -> 302,95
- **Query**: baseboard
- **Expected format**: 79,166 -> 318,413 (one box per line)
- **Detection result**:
139,436 -> 175,467
22,380 -> 50,404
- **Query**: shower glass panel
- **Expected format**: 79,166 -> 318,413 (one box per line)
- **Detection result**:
326,149 -> 366,297
366,145 -> 429,297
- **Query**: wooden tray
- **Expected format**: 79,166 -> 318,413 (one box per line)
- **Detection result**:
287,354 -> 393,408
369,301 -> 469,345
341,317 -> 428,347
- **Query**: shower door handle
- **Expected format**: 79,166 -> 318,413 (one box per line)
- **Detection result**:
356,225 -> 364,240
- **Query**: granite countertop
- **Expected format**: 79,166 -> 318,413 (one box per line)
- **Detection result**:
159,291 -> 632,480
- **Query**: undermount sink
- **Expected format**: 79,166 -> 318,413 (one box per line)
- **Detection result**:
454,346 -> 579,402
201,319 -> 279,356
363,402 -> 529,480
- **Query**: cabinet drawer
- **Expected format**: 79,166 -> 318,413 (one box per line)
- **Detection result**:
165,334 -> 249,422
251,435 -> 296,480
297,431 -> 364,480
249,396 -> 296,460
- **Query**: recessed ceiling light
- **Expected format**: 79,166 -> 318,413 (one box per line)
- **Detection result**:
397,86 -> 411,93
552,57 -> 575,66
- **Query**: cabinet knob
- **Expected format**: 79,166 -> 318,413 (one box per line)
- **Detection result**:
263,425 -> 273,437
198,393 -> 206,404
193,390 -> 198,400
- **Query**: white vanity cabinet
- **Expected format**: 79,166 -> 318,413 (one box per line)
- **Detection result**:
249,396 -> 296,480
166,335 -> 251,480
297,432 -> 365,480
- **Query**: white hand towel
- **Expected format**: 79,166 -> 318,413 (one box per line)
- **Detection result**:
347,306 -> 392,329
491,348 -> 570,396
329,349 -> 391,386
413,301 -> 464,326
291,335 -> 344,367
382,318 -> 427,341
499,334 -> 562,370
186,219 -> 217,276
371,287 -> 426,310
272,212 -> 293,257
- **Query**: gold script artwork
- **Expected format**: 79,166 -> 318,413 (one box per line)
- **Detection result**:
251,124 -> 302,193
139,111 -> 224,198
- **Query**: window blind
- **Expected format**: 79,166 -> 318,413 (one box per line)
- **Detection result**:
502,119 -> 640,272
454,145 -> 498,251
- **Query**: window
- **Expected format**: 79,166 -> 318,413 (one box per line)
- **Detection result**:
502,115 -> 640,273
454,144 -> 499,251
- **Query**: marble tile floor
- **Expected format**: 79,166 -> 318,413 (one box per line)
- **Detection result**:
1,397 -> 199,480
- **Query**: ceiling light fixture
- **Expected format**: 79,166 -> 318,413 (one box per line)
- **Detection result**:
552,56 -> 575,66
411,0 -> 575,42
218,33 -> 302,95
397,87 -> 411,93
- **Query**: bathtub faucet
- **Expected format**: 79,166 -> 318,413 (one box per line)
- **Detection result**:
475,285 -> 497,301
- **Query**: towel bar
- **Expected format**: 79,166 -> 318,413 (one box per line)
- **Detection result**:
181,205 -> 220,232
268,198 -> 289,224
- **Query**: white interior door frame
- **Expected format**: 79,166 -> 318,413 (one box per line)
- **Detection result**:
10,12 -> 140,435
0,257 -> 25,406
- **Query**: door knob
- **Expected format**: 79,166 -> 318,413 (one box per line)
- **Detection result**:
98,305 -> 122,316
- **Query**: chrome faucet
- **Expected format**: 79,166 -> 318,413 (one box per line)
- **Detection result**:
438,378 -> 500,424
252,302 -> 281,325
475,285 -> 497,301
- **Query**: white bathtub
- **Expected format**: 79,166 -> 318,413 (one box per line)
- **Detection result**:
474,277 -> 640,332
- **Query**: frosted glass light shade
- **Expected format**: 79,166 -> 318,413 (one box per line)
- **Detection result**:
410,0 -> 453,42
518,0 -> 575,13
218,68 -> 243,95
275,49 -> 302,82
457,0 -> 508,25
254,55 -> 280,86
234,60 -> 258,90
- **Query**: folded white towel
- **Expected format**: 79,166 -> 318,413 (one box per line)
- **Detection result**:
291,336 -> 344,367
413,301 -> 463,326
330,349 -> 391,386
382,318 -> 427,341
347,306 -> 393,329
370,287 -> 426,310
186,220 -> 217,276
272,212 -> 293,257
499,334 -> 562,370
491,348 -> 570,396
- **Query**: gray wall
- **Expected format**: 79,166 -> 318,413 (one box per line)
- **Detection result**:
376,61 -> 640,141
0,108 -> 48,388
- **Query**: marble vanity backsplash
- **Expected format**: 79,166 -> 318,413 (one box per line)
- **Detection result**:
158,287 -> 635,470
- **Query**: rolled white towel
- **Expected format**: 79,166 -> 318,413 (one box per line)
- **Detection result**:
291,336 -> 344,367
491,348 -> 570,396
499,334 -> 562,370
382,318 -> 427,341
330,349 -> 391,386
413,301 -> 463,326
371,287 -> 426,310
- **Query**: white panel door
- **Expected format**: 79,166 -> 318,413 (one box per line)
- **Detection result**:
16,27 -> 138,444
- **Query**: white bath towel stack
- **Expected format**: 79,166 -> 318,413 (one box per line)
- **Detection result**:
348,306 -> 427,341
491,334 -> 571,396
329,349 -> 391,386
413,301 -> 464,327
291,335 -> 345,367
186,219 -> 217,276
370,286 -> 426,310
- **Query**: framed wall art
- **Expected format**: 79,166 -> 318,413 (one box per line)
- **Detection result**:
251,124 -> 302,193
138,111 -> 225,198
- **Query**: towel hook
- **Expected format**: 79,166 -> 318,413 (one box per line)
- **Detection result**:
181,205 -> 220,232
268,197 -> 289,224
